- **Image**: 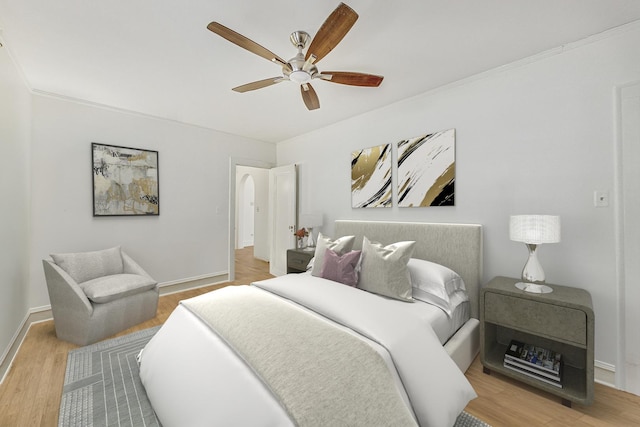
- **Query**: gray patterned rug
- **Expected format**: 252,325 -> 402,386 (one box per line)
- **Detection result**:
59,327 -> 161,427
59,326 -> 490,427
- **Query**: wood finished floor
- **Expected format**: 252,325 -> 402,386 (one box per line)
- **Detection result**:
1,246 -> 639,426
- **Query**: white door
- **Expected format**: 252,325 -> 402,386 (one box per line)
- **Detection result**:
269,164 -> 297,276
620,82 -> 640,394
241,175 -> 255,247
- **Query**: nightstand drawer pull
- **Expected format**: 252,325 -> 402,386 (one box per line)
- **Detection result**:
484,293 -> 586,346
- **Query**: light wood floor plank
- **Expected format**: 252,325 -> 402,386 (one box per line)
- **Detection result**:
1,246 -> 638,426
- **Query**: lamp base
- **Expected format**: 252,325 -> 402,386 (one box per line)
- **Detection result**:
515,282 -> 553,294
306,228 -> 315,248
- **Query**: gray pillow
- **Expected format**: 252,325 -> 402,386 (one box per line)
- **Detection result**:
310,233 -> 356,277
357,237 -> 416,302
51,246 -> 124,283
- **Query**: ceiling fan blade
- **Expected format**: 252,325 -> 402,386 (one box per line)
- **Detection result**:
319,71 -> 383,87
207,22 -> 288,67
305,3 -> 358,63
232,77 -> 284,93
300,83 -> 320,110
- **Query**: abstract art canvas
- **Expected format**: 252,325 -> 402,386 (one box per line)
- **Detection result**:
92,143 -> 160,216
351,144 -> 392,208
397,129 -> 455,207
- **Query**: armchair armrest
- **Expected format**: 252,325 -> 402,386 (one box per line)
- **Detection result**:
122,251 -> 156,283
42,259 -> 93,314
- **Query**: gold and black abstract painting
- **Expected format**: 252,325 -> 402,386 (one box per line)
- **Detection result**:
351,144 -> 392,208
397,129 -> 455,207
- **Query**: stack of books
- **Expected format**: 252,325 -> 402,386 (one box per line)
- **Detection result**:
503,340 -> 563,388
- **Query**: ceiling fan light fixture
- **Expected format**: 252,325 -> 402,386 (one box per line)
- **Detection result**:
289,70 -> 311,84
207,3 -> 382,110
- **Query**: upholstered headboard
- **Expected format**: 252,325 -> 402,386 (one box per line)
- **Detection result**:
334,220 -> 483,319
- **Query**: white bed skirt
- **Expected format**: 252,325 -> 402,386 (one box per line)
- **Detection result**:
139,305 -> 295,427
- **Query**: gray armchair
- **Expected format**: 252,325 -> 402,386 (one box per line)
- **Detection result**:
42,246 -> 159,346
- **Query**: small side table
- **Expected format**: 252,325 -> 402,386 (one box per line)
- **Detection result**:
480,276 -> 594,407
286,248 -> 314,274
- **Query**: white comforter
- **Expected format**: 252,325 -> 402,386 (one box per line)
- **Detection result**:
139,275 -> 476,427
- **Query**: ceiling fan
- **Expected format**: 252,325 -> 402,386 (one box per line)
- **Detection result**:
207,2 -> 383,111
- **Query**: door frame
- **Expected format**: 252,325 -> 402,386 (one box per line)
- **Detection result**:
614,80 -> 640,393
228,157 -> 273,282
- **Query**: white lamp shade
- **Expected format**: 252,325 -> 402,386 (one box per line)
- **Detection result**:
510,215 -> 560,244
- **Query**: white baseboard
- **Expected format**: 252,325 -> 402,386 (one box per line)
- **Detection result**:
0,312 -> 30,384
595,360 -> 616,388
0,271 -> 228,384
158,271 -> 228,296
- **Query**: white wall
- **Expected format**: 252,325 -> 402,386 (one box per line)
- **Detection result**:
0,46 -> 31,360
277,24 -> 640,369
28,95 -> 276,308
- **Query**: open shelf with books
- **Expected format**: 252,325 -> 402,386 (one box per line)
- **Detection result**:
480,277 -> 594,407
503,340 -> 562,388
483,328 -> 588,399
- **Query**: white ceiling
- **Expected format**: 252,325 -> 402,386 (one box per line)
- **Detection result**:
2,1 -> 640,143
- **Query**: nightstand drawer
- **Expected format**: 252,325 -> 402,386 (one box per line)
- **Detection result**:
484,293 -> 587,346
286,249 -> 314,273
287,256 -> 310,269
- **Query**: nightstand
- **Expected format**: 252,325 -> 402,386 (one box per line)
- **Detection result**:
286,248 -> 314,274
480,276 -> 594,407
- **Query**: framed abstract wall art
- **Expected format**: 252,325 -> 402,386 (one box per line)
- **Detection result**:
351,143 -> 392,208
397,129 -> 455,207
92,143 -> 160,216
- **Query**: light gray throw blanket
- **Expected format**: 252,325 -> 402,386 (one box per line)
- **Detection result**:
181,285 -> 417,427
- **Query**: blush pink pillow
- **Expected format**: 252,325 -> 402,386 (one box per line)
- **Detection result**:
320,249 -> 362,287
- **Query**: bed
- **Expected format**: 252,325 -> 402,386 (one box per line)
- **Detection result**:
139,220 -> 483,427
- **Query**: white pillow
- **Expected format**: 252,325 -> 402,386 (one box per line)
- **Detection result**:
407,258 -> 468,316
310,233 -> 356,277
357,237 -> 416,302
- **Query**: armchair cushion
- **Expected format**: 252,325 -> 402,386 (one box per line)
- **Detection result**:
51,246 -> 123,283
80,274 -> 157,304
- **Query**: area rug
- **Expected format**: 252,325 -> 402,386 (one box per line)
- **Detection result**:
59,326 -> 161,427
60,326 -> 490,427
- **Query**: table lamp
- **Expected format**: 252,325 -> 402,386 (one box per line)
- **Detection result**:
509,215 -> 561,294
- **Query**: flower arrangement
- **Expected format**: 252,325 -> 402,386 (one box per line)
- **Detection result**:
294,227 -> 308,248
294,228 -> 308,239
